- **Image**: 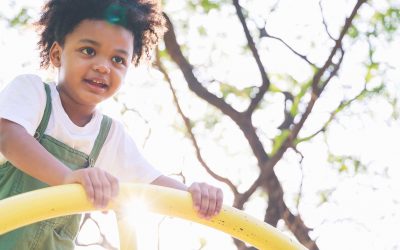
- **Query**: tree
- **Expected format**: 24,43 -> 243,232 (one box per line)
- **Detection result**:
155,0 -> 399,249
1,0 -> 399,249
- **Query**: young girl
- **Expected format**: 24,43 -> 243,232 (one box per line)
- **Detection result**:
0,0 -> 223,249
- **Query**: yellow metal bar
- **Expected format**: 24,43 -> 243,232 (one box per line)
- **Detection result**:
116,211 -> 138,250
0,183 -> 307,250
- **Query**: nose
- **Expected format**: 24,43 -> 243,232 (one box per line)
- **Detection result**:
92,63 -> 111,74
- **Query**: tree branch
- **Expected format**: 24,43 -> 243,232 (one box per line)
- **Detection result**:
163,14 -> 242,123
263,0 -> 367,174
163,12 -> 270,165
76,213 -> 117,250
312,0 -> 366,94
319,0 -> 335,40
241,4 -> 367,246
114,94 -> 152,148
232,0 -> 270,115
155,50 -> 239,195
263,32 -> 317,68
297,85 -> 369,144
292,147 -> 305,211
318,48 -> 345,94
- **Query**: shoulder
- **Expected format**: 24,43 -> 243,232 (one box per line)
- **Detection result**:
10,74 -> 43,86
106,117 -> 128,140
3,74 -> 45,95
97,116 -> 162,183
0,73 -> 45,97
0,74 -> 47,135
103,116 -> 140,149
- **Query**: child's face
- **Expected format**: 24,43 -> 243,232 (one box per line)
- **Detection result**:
50,19 -> 134,108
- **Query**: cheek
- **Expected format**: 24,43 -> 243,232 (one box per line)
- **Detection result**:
113,68 -> 127,83
60,56 -> 87,74
113,76 -> 124,90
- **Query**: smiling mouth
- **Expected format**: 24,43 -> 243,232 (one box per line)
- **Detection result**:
85,79 -> 108,89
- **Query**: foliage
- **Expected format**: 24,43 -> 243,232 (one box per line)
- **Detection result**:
1,0 -> 399,249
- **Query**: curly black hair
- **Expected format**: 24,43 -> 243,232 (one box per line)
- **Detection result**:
36,0 -> 166,68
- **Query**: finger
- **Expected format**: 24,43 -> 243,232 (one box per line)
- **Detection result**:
88,169 -> 102,209
106,173 -> 119,199
215,188 -> 223,215
199,184 -> 210,218
98,171 -> 112,209
205,187 -> 217,219
81,171 -> 95,204
188,183 -> 201,212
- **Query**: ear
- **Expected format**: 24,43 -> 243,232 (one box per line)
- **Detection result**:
49,42 -> 62,68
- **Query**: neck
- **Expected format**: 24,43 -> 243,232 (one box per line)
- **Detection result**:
65,107 -> 94,127
57,86 -> 95,127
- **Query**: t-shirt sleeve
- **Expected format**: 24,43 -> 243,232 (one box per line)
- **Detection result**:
96,121 -> 162,183
0,74 -> 46,136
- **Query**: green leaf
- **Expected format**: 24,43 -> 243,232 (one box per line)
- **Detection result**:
338,164 -> 348,173
271,130 -> 290,156
290,79 -> 312,117
317,189 -> 334,206
203,113 -> 220,129
198,26 -> 207,36
369,7 -> 400,40
219,83 -> 253,99
157,47 -> 170,60
268,83 -> 282,93
8,8 -> 30,28
347,25 -> 359,38
200,0 -> 220,13
198,237 -> 207,249
354,160 -> 362,173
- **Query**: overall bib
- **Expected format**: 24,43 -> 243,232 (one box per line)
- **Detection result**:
0,83 -> 112,250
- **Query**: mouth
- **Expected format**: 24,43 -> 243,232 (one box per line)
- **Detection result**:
84,78 -> 108,89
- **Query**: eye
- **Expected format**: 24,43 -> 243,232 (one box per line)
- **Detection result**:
112,56 -> 126,65
81,47 -> 95,56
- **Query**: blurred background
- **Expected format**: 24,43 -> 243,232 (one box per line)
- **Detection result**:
0,0 -> 399,249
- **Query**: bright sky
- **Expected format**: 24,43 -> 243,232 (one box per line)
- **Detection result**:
0,0 -> 399,250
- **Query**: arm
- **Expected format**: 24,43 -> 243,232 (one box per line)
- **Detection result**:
0,119 -> 70,185
0,118 -> 118,208
151,175 -> 223,219
150,174 -> 187,191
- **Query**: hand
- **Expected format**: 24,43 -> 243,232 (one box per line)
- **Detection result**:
188,182 -> 223,220
63,168 -> 119,209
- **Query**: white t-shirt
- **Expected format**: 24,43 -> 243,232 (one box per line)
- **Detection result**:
0,74 -> 161,183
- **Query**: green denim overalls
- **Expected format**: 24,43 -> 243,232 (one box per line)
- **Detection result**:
0,83 -> 112,250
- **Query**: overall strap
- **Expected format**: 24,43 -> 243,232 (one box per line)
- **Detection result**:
87,115 -> 112,167
34,83 -> 52,141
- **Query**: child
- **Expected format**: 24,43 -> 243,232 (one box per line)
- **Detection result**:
0,0 -> 223,249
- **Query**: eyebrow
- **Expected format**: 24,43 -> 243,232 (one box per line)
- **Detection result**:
78,39 -> 129,56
